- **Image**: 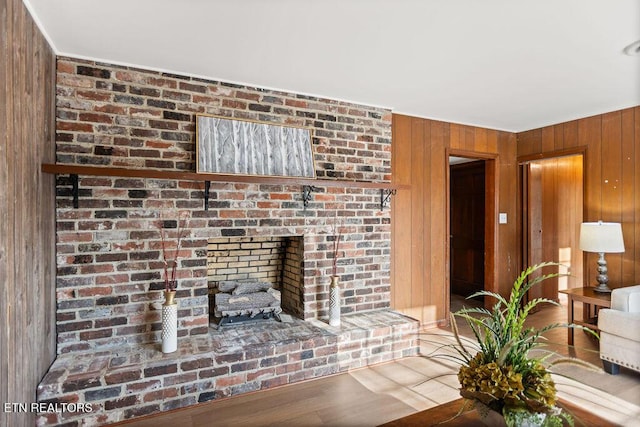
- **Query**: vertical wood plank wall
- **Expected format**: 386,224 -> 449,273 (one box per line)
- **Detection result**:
391,114 -> 518,326
518,107 -> 640,288
1,0 -> 57,425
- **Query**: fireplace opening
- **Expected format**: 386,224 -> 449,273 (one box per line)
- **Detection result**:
207,236 -> 304,325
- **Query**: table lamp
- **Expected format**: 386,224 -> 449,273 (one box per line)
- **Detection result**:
579,221 -> 625,293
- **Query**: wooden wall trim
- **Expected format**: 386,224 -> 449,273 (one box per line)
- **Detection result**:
446,148 -> 499,309
1,1 -> 56,425
517,146 -> 587,164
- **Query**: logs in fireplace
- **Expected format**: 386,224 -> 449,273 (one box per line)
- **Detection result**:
213,280 -> 283,325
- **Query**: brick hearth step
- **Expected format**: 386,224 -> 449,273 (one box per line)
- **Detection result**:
36,310 -> 418,426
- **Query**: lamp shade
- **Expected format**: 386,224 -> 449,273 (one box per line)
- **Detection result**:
579,222 -> 625,253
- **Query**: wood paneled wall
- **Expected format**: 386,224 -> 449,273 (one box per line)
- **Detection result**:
1,0 -> 57,425
518,107 -> 640,288
391,115 -> 518,326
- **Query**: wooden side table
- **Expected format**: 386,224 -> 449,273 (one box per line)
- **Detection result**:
558,287 -> 611,345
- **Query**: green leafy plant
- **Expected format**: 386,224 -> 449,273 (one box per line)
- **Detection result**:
450,262 -> 599,426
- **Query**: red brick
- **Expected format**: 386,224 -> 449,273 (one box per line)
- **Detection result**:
79,329 -> 113,340
220,210 -> 247,218
114,71 -> 147,84
126,380 -> 161,393
247,368 -> 275,382
199,367 -> 229,379
235,91 -> 260,101
315,345 -> 338,357
57,61 -> 75,74
146,77 -> 177,88
192,95 -> 218,105
143,388 -> 178,402
149,120 -> 178,130
163,372 -> 198,386
79,264 -> 115,275
145,140 -> 173,149
58,121 -> 94,132
285,99 -> 308,108
79,112 -> 113,124
144,364 -> 177,377
130,107 -> 162,117
215,374 -> 246,388
77,286 -> 113,297
93,104 -> 127,115
256,201 -> 279,209
221,99 -> 247,109
180,357 -> 213,371
76,90 -> 112,101
105,369 -> 142,385
57,75 -> 94,88
261,376 -> 288,389
269,193 -> 292,200
276,362 -> 303,375
105,395 -> 139,410
180,317 -> 209,327
36,413 -> 60,425
179,82 -> 207,93
162,90 -> 190,101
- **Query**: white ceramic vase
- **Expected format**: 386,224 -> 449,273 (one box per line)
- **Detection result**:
329,276 -> 341,327
162,291 -> 177,353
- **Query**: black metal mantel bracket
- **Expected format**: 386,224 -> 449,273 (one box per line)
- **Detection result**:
302,185 -> 319,210
204,181 -> 211,211
380,188 -> 397,211
71,174 -> 79,209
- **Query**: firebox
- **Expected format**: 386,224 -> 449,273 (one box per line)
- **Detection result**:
207,236 -> 304,323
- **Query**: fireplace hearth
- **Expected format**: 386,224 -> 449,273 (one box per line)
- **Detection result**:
37,310 -> 418,426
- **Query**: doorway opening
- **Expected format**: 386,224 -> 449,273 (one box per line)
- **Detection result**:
447,153 -> 497,315
520,153 -> 584,304
449,158 -> 485,312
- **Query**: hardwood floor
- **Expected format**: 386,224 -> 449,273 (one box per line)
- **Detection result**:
114,300 -> 640,427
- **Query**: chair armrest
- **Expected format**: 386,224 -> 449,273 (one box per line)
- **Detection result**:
598,309 -> 640,341
610,285 -> 640,312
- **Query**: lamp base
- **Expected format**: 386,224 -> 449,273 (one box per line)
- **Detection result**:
593,252 -> 611,293
593,284 -> 612,293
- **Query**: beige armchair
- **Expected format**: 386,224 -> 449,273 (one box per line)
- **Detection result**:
597,285 -> 640,374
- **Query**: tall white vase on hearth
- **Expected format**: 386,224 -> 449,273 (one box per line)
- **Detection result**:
329,276 -> 341,327
162,291 -> 178,353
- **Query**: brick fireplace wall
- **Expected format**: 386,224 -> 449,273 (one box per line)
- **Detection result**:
54,57 -> 393,354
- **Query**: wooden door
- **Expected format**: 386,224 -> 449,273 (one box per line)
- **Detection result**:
525,155 -> 584,302
450,161 -> 485,298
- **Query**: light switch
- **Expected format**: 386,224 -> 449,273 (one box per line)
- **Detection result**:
499,213 -> 508,224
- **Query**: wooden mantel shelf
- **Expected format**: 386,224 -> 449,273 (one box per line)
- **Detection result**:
41,163 -> 400,189
42,163 -> 404,210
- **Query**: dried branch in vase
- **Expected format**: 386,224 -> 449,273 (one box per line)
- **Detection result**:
158,211 -> 190,293
330,214 -> 344,278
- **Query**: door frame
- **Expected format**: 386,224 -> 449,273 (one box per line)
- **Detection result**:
518,146 -> 587,299
446,149 -> 498,315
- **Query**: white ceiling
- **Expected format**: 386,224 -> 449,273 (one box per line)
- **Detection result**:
25,0 -> 640,132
